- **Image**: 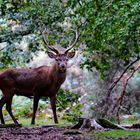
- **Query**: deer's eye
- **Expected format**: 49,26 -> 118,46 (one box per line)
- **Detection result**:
56,58 -> 60,61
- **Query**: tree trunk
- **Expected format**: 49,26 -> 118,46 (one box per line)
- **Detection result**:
71,118 -> 126,130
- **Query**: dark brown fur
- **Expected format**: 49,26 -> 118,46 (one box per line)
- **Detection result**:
0,52 -> 74,125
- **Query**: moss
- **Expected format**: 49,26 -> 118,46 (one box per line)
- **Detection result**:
94,130 -> 140,140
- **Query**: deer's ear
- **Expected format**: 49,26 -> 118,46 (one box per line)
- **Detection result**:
67,52 -> 75,59
47,52 -> 57,59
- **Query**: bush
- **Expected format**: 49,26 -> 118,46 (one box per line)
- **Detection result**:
57,89 -> 83,122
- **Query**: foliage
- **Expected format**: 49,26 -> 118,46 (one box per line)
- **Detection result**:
57,89 -> 80,110
65,0 -> 140,119
57,89 -> 83,122
1,0 -> 140,75
76,0 -> 140,77
0,0 -> 81,69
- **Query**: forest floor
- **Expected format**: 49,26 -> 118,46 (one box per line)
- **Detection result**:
0,125 -> 88,140
0,117 -> 140,140
0,125 -> 140,140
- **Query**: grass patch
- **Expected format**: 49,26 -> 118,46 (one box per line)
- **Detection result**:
6,117 -> 72,127
94,130 -> 140,140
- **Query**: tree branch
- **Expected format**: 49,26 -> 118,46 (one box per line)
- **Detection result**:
107,57 -> 140,100
112,63 -> 140,122
103,57 -> 140,117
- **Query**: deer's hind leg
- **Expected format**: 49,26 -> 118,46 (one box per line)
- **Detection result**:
5,95 -> 19,125
0,97 -> 6,124
3,89 -> 19,125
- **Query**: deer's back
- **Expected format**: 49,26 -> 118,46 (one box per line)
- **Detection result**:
0,66 -> 66,97
0,66 -> 51,92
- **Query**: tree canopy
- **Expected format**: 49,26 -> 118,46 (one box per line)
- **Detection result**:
0,0 -> 140,78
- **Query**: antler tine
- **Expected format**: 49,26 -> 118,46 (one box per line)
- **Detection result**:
65,27 -> 80,54
42,29 -> 59,54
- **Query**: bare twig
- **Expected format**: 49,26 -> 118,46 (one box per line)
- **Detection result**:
107,57 -> 140,100
112,63 -> 140,123
104,57 -> 140,117
113,64 -> 140,111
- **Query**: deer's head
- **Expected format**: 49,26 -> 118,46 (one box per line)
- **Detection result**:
42,28 -> 80,72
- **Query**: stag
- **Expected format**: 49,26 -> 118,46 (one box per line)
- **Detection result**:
0,28 -> 80,125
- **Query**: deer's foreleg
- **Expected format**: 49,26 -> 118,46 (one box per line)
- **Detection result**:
50,96 -> 58,124
31,94 -> 40,125
0,97 -> 6,124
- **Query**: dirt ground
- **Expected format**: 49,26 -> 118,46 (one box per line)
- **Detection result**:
0,125 -> 90,140
0,125 -> 140,140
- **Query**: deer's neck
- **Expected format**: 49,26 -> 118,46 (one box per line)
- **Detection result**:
51,64 -> 66,85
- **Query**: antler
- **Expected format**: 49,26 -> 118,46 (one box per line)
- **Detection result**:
65,27 -> 80,54
42,29 -> 59,54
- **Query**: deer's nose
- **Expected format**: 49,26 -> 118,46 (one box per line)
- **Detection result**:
61,64 -> 65,68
